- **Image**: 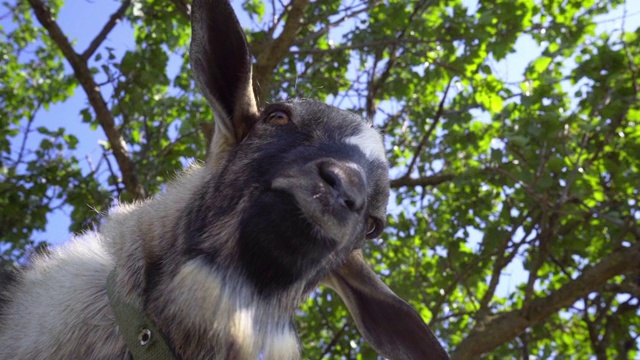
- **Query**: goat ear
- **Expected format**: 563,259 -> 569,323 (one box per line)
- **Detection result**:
323,250 -> 450,360
190,0 -> 259,166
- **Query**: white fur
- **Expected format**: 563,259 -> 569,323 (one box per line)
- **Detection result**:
263,329 -> 300,360
344,127 -> 386,162
163,259 -> 299,359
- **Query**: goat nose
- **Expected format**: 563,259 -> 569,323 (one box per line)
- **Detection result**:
317,160 -> 366,212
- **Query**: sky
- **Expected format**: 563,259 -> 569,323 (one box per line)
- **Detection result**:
5,0 -> 640,299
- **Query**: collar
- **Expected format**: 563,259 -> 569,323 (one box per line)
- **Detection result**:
106,269 -> 177,360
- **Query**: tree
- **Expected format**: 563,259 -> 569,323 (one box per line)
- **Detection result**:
1,0 -> 639,358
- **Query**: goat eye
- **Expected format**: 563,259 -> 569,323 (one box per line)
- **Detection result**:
366,217 -> 383,239
266,110 -> 290,125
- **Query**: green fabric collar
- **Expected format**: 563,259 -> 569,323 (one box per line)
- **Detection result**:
106,270 -> 176,360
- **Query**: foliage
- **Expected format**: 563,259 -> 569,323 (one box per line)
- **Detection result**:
1,0 -> 639,358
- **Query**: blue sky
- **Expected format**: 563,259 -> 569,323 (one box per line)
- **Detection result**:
6,0 -> 640,298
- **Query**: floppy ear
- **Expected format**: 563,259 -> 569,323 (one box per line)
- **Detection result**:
322,250 -> 450,360
190,0 -> 259,166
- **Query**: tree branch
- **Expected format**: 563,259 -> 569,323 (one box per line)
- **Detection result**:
477,211 -> 531,319
389,162 -> 554,190
293,1 -> 379,46
401,78 -> 452,179
451,240 -> 640,360
291,37 -> 438,55
28,0 -> 145,199
253,0 -> 310,101
81,0 -> 131,61
318,322 -> 349,359
390,173 -> 455,188
103,152 -> 123,197
17,101 -> 41,164
365,0 -> 431,119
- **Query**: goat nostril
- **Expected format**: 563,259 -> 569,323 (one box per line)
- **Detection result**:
317,161 -> 365,212
344,198 -> 356,211
318,163 -> 339,189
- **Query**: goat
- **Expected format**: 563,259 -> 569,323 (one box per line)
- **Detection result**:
0,0 -> 450,359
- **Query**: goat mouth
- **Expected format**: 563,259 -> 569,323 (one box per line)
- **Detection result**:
269,182 -> 354,247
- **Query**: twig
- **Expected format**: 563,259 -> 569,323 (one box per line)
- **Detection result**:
253,0 -> 310,101
103,152 -> 123,196
318,322 -> 349,359
293,1 -> 379,46
402,78 -> 453,179
366,0 -> 432,118
81,0 -> 131,61
17,102 -> 41,164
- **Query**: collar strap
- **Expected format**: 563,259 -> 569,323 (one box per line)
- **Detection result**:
106,269 -> 176,360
